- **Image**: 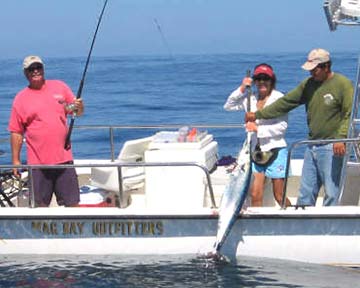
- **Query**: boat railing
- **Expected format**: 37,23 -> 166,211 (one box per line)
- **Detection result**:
281,136 -> 360,208
0,161 -> 216,209
0,124 -> 245,209
72,124 -> 244,161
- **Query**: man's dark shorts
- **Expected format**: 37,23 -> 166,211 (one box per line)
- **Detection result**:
32,161 -> 80,207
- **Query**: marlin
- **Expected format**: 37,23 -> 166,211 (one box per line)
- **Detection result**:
212,132 -> 252,256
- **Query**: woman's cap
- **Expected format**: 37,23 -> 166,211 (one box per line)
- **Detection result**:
253,64 -> 275,79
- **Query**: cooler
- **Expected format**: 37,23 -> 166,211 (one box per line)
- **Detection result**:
144,134 -> 218,209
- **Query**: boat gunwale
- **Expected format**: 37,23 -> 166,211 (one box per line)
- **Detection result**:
0,207 -> 359,220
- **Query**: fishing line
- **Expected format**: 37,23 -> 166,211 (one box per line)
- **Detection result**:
65,0 -> 109,149
246,69 -> 252,112
153,18 -> 175,61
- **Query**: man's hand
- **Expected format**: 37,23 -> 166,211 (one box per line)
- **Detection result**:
245,112 -> 256,122
74,98 -> 84,116
333,142 -> 346,156
12,160 -> 21,177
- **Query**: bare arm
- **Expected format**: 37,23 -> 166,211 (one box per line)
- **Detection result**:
10,132 -> 23,176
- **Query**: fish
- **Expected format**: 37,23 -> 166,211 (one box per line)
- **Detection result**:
212,133 -> 252,255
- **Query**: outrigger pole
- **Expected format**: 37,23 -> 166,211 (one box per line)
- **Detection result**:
65,0 -> 109,150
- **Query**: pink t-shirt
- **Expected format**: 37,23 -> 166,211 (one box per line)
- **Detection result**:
8,80 -> 75,164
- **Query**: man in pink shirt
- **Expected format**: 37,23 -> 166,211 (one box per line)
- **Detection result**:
8,55 -> 84,207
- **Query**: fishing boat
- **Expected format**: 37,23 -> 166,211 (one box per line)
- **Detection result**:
0,121 -> 359,265
0,0 -> 360,266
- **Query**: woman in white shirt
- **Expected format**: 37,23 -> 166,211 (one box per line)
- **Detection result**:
224,63 -> 291,207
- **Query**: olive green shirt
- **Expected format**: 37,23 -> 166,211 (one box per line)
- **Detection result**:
255,73 -> 354,140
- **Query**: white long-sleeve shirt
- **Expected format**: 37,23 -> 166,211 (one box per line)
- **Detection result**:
224,86 -> 288,152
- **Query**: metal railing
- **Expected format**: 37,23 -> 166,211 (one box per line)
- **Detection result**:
73,124 -> 244,161
0,161 -> 217,209
281,137 -> 360,208
1,124 -> 247,209
4,123 -> 360,210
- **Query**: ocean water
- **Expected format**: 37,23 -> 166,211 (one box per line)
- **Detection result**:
0,255 -> 359,288
0,52 -> 358,162
0,52 -> 359,286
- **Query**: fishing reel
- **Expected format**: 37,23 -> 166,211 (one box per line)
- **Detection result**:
251,145 -> 278,166
65,103 -> 77,113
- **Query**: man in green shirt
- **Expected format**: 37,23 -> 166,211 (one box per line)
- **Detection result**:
245,48 -> 354,206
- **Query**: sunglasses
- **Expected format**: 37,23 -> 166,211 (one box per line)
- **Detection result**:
311,62 -> 328,72
253,75 -> 272,82
26,64 -> 43,72
316,63 -> 327,69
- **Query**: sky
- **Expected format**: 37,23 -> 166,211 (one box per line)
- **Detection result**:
1,0 -> 360,59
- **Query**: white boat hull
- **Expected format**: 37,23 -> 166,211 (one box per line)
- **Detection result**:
1,129 -> 359,266
0,207 -> 359,266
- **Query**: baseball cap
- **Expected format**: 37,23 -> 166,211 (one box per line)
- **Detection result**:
253,64 -> 275,79
302,48 -> 330,71
23,55 -> 44,70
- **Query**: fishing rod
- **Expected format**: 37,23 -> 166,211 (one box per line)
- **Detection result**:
245,69 -> 252,112
65,0 -> 109,150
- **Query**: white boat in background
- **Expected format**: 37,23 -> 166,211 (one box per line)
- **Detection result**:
0,0 -> 359,266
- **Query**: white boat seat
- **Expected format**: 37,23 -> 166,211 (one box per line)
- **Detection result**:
91,165 -> 145,191
90,136 -> 153,192
117,136 -> 153,160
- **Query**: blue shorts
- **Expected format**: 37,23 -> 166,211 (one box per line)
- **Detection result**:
252,147 -> 288,178
32,161 -> 80,207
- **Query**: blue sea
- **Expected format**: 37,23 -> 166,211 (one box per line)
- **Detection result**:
0,52 -> 359,287
0,51 -> 358,163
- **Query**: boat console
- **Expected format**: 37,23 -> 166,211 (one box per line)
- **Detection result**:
144,132 -> 218,209
89,131 -> 218,209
